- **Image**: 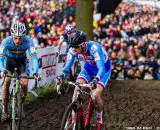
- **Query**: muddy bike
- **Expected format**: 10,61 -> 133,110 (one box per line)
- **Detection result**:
1,69 -> 37,130
60,81 -> 107,130
55,77 -> 70,95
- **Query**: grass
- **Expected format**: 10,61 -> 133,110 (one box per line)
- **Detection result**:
25,83 -> 56,104
0,84 -> 56,113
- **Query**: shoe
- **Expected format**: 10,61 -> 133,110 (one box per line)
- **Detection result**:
96,122 -> 103,130
1,111 -> 8,122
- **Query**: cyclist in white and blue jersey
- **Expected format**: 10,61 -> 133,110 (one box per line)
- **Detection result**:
56,24 -> 75,54
0,22 -> 41,122
56,30 -> 111,129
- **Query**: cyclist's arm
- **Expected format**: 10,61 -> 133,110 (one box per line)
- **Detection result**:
0,38 -> 8,71
27,40 -> 39,74
56,35 -> 65,52
91,45 -> 106,81
60,49 -> 76,77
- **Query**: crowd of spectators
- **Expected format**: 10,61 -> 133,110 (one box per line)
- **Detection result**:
0,0 -> 76,47
0,0 -> 159,80
93,2 -> 160,80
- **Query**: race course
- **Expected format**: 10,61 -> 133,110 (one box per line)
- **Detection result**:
0,80 -> 160,130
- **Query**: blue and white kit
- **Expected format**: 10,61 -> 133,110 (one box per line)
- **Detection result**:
0,36 -> 39,74
61,41 -> 111,88
59,32 -> 70,53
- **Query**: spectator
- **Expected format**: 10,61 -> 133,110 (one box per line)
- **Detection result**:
0,0 -> 159,80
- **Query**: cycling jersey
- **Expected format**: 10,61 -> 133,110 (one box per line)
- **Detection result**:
59,33 -> 70,53
61,41 -> 111,88
60,33 -> 69,45
0,36 -> 39,74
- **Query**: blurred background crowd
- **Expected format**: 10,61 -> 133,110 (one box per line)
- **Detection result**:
0,0 -> 159,80
0,0 -> 76,47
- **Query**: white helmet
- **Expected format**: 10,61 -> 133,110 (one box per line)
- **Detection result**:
65,24 -> 75,33
10,22 -> 26,37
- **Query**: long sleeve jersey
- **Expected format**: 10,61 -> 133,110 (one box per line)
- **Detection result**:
61,41 -> 109,81
0,36 -> 39,73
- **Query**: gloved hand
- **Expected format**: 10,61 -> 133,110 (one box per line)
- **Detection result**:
90,79 -> 97,89
33,73 -> 41,81
55,76 -> 63,95
55,76 -> 63,85
55,51 -> 59,57
0,70 -> 8,78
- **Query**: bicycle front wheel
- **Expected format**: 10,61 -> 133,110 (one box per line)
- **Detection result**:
8,88 -> 22,130
60,102 -> 80,130
16,92 -> 22,130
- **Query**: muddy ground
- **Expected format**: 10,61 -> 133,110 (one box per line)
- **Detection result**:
0,80 -> 160,130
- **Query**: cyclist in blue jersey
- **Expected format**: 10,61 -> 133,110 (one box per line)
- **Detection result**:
56,24 -> 75,54
56,30 -> 111,129
0,22 -> 41,122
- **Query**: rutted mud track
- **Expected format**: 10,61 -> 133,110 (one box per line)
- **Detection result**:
0,80 -> 160,130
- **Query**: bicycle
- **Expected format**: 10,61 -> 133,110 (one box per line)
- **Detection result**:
1,68 -> 37,130
60,81 -> 107,130
55,77 -> 71,96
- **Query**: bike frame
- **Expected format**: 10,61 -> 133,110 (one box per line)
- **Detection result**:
84,98 -> 94,127
11,77 -> 20,128
3,73 -> 35,130
76,93 -> 95,129
68,82 -> 96,129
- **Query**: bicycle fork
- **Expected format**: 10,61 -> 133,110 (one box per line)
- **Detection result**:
11,80 -> 19,121
84,98 -> 94,128
77,104 -> 84,129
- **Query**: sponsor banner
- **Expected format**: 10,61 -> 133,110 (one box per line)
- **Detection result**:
28,44 -> 68,90
28,46 -> 57,90
0,45 -> 68,99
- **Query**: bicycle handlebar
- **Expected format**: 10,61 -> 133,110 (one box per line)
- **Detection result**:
67,81 -> 96,101
68,82 -> 91,89
0,74 -> 38,90
4,74 -> 35,79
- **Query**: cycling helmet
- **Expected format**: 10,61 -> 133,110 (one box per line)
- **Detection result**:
69,30 -> 86,48
10,22 -> 26,37
65,24 -> 75,33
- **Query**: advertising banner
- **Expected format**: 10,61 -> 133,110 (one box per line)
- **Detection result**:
0,43 -> 72,99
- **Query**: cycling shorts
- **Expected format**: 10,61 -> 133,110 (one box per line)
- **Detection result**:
77,59 -> 111,88
6,57 -> 29,75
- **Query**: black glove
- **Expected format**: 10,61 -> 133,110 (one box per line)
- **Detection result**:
55,76 -> 63,85
56,51 -> 59,57
33,73 -> 38,78
56,76 -> 62,81
90,79 -> 97,89
55,76 -> 63,95
3,70 -> 8,74
33,73 -> 41,81
0,70 -> 9,78
55,72 -> 66,85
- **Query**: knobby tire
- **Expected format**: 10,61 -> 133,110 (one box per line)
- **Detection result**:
8,86 -> 22,130
60,102 -> 80,130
